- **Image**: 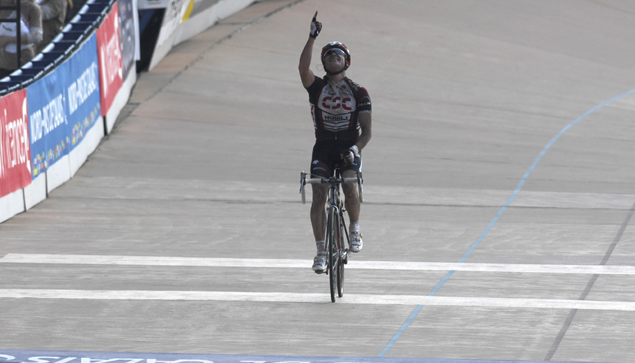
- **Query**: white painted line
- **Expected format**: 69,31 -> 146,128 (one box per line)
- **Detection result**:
0,254 -> 309,268
0,289 -> 634,311
2,253 -> 635,275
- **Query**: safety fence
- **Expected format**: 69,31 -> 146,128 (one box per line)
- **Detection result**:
0,0 -> 255,223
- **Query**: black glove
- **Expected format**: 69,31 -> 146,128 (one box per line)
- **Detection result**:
340,145 -> 359,165
310,11 -> 322,39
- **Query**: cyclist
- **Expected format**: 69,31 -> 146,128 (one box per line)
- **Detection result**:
299,12 -> 372,273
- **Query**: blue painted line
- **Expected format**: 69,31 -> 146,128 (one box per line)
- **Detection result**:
378,304 -> 424,357
378,88 -> 635,357
428,270 -> 456,296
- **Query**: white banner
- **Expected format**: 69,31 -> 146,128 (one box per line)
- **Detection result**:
137,0 -> 170,10
155,0 -> 190,46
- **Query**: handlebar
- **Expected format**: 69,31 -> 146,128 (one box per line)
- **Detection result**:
299,171 -> 364,204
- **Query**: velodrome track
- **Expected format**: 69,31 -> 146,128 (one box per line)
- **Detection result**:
2,0 -> 635,361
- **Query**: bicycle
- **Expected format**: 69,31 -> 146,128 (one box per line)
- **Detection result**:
300,169 -> 364,302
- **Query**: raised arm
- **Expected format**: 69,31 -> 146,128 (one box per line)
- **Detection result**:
299,11 -> 321,88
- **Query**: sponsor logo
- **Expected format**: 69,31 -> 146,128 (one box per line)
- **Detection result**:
0,97 -> 30,176
99,11 -> 123,100
323,114 -> 350,122
30,93 -> 67,144
321,96 -> 352,111
0,352 -> 379,363
67,62 -> 99,115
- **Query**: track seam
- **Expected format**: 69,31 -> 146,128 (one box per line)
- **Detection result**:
544,200 -> 635,360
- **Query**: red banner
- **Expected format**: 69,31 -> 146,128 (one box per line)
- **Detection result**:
0,89 -> 31,198
96,2 -> 123,116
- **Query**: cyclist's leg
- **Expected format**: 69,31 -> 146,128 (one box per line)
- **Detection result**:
310,142 -> 335,271
342,154 -> 363,252
342,169 -> 360,221
310,143 -> 334,246
311,183 -> 329,272
310,182 -> 328,245
342,153 -> 362,221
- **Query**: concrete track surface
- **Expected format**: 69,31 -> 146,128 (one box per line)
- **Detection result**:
3,0 -> 635,361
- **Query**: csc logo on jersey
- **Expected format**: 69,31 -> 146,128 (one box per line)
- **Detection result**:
321,97 -> 353,111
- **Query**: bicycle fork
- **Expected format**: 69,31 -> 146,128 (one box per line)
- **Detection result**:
336,197 -> 350,265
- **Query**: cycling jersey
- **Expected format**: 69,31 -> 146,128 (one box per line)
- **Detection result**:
305,76 -> 371,141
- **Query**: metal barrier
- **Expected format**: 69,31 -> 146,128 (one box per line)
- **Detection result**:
0,0 -> 22,71
0,0 -> 113,95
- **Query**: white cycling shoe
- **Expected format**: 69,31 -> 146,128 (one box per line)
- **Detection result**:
349,231 -> 363,253
312,252 -> 327,273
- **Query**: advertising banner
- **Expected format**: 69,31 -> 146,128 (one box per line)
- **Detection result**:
0,89 -> 31,198
96,3 -> 123,116
61,34 -> 102,153
27,63 -> 69,179
118,0 -> 138,80
28,34 -> 101,179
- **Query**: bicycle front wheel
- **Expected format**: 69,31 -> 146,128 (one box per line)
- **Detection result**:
336,212 -> 345,297
328,207 -> 337,303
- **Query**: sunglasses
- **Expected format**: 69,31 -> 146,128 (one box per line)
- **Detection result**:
324,48 -> 346,58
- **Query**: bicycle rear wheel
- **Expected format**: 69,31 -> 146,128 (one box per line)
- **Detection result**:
328,207 -> 337,303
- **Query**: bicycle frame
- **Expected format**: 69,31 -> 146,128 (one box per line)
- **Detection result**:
300,170 -> 362,302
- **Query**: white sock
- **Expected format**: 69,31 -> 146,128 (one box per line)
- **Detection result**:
350,221 -> 360,233
316,240 -> 326,254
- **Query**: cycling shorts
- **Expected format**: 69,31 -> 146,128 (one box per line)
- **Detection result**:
310,140 -> 362,178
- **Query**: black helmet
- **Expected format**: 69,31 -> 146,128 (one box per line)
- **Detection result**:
321,41 -> 351,75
